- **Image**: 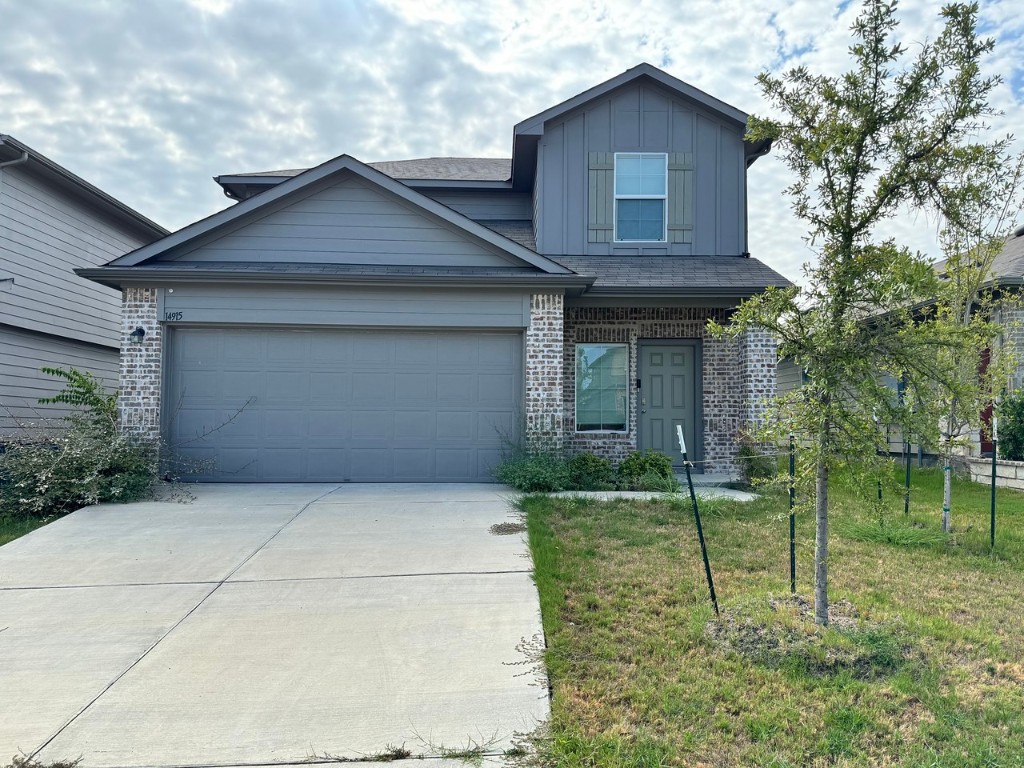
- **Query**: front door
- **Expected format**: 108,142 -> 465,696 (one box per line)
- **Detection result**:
639,343 -> 699,469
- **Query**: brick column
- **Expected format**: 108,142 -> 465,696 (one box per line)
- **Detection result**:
119,287 -> 162,441
739,327 -> 777,432
525,293 -> 564,451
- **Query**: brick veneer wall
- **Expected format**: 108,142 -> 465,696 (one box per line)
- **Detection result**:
562,307 -> 774,473
119,287 -> 162,441
526,293 -> 565,449
740,327 -> 778,431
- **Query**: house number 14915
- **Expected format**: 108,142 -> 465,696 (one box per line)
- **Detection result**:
164,311 -> 183,321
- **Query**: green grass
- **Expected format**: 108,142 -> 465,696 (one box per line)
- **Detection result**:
522,464 -> 1024,767
0,514 -> 55,546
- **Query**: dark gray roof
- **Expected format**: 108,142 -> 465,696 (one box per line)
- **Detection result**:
989,230 -> 1024,280
549,254 -> 793,294
478,220 -> 536,251
227,157 -> 512,182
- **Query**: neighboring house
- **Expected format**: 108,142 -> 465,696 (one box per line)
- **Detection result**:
776,225 -> 1024,459
79,63 -> 791,483
0,135 -> 167,434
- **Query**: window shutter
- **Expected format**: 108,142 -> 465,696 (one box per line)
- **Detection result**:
588,152 -> 614,243
667,152 -> 694,244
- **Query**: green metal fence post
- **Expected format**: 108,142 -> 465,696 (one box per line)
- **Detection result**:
789,433 -> 796,594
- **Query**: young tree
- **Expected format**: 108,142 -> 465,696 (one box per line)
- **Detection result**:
717,0 -> 1016,624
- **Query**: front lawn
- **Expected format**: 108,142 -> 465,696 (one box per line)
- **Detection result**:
521,465 -> 1024,767
0,515 -> 53,546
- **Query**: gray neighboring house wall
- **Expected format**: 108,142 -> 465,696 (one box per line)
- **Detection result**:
0,135 -> 167,434
81,63 -> 791,482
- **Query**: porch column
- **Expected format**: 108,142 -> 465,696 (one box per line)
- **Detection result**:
119,286 -> 163,442
525,293 -> 564,451
739,327 -> 777,432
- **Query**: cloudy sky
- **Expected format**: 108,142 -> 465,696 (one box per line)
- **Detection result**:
2,0 -> 1022,281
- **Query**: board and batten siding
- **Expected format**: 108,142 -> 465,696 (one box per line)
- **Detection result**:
159,285 -> 532,329
0,164 -> 149,348
0,324 -> 118,434
534,81 -> 747,257
168,176 -> 524,268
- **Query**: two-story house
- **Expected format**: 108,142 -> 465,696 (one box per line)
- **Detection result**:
0,135 -> 167,434
78,64 -> 790,482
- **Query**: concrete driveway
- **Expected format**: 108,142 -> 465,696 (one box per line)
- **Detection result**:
0,484 -> 546,767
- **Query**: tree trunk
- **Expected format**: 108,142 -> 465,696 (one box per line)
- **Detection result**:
814,453 -> 829,626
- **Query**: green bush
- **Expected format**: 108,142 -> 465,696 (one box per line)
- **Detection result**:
617,451 -> 678,491
998,393 -> 1024,461
494,452 -> 571,492
735,433 -> 776,488
0,368 -> 158,519
567,452 -> 615,490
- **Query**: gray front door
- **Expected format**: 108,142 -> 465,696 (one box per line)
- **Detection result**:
167,327 -> 522,482
638,343 -> 699,467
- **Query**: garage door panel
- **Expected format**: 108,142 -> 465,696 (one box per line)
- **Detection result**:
169,328 -> 521,482
308,411 -> 350,438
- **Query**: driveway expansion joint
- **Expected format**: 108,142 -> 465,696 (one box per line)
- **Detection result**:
28,484 -> 344,760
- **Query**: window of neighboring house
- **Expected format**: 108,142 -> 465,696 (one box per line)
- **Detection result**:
614,152 -> 667,242
575,343 -> 628,431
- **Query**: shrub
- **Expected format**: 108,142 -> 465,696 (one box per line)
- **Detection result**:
735,432 -> 776,488
494,452 -> 571,492
998,393 -> 1024,461
0,368 -> 157,519
617,451 -> 678,491
567,452 -> 615,490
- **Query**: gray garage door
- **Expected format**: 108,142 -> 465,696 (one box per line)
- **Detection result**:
167,327 -> 522,482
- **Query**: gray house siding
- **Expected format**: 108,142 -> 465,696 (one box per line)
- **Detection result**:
422,191 -> 531,221
168,176 -> 524,268
159,285 -> 532,329
0,164 -> 148,349
0,324 -> 118,434
533,81 -> 747,257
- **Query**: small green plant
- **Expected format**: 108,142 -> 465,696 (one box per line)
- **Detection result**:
494,451 -> 571,492
0,367 -> 157,520
998,392 -> 1024,461
566,451 -> 615,490
735,431 -> 776,488
617,450 -> 677,491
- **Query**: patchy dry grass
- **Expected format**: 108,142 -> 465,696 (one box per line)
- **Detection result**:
522,464 -> 1024,767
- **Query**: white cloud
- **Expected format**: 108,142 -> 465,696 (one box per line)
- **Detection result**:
0,0 -> 1020,283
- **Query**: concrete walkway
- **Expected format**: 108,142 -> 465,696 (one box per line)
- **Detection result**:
0,484 -> 546,767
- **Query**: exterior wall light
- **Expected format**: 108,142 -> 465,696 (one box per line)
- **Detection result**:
129,327 -> 146,344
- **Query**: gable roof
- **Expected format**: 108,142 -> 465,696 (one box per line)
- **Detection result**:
0,134 -> 168,240
220,158 -> 512,183
102,153 -> 572,276
514,63 -> 749,138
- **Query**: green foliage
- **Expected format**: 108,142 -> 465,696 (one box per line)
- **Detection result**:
37,366 -> 117,427
735,433 -> 776,488
567,451 -> 615,490
997,393 -> 1024,461
617,450 -> 678,491
494,451 -> 571,492
0,367 -> 157,520
712,0 -> 1023,623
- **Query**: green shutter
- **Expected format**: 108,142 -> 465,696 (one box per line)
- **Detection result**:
667,152 -> 694,244
588,152 -> 615,243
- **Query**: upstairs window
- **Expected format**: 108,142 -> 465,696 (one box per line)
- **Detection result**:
614,153 -> 667,242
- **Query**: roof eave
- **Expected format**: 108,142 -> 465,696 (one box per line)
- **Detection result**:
76,266 -> 594,293
0,135 -> 168,239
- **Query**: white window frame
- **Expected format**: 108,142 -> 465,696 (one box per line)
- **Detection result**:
613,152 -> 668,243
574,342 -> 629,433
